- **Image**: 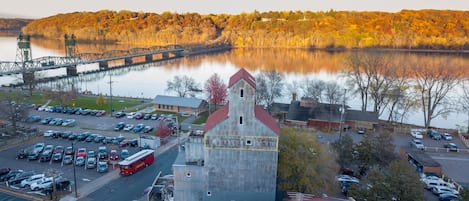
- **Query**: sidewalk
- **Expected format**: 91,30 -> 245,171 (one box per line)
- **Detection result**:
60,132 -> 187,201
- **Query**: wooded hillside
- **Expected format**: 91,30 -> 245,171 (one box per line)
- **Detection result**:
0,18 -> 32,31
21,10 -> 469,49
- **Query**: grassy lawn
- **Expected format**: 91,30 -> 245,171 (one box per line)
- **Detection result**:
192,112 -> 208,125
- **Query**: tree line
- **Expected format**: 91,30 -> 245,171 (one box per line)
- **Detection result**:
19,9 -> 469,49
0,18 -> 31,31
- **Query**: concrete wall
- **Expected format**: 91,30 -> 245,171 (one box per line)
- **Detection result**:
173,164 -> 205,201
186,135 -> 204,163
203,78 -> 278,201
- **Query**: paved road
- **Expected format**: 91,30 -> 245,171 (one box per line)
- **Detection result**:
0,191 -> 33,201
80,146 -> 178,201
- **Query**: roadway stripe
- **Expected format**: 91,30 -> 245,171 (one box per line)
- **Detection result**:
431,156 -> 469,161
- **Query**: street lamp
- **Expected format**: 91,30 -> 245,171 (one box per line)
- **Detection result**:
71,142 -> 78,198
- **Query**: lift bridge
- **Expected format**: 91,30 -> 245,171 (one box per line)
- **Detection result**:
0,34 -> 185,84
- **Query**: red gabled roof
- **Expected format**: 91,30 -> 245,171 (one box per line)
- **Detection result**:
203,104 -> 229,133
203,104 -> 280,136
255,105 -> 280,135
228,68 -> 256,89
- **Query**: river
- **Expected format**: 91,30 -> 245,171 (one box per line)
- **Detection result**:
0,35 -> 468,130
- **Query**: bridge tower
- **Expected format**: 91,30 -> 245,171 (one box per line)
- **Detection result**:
16,33 -> 32,63
16,33 -> 35,87
64,34 -> 78,76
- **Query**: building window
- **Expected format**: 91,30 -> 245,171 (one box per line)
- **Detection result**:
240,89 -> 244,97
246,139 -> 252,146
239,116 -> 243,125
158,104 -> 161,109
207,191 -> 212,197
186,172 -> 191,178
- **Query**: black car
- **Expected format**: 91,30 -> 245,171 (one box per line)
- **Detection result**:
42,178 -> 71,194
0,170 -> 23,182
17,149 -> 28,159
114,111 -> 126,118
61,131 -> 72,139
128,139 -> 138,147
77,132 -> 90,141
114,122 -> 125,131
40,152 -> 52,162
143,114 -> 151,120
68,133 -> 78,140
8,171 -> 34,185
85,135 -> 97,142
28,152 -> 40,161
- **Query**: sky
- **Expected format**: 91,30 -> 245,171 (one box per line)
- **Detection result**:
1,0 -> 469,18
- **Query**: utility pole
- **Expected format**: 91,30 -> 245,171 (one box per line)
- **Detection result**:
72,142 -> 78,198
339,89 -> 346,138
109,73 -> 113,117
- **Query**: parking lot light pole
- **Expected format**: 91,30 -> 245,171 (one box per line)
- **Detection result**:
72,142 -> 78,198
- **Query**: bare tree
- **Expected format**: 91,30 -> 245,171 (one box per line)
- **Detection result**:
459,81 -> 469,133
323,81 -> 344,131
301,78 -> 325,101
0,93 -> 30,136
345,53 -> 371,112
166,75 -> 201,98
411,59 -> 463,128
255,70 -> 284,112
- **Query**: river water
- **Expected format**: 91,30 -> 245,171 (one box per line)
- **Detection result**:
0,36 -> 468,129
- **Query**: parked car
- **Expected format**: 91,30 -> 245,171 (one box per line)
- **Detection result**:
97,162 -> 108,173
17,149 -> 28,159
126,112 -> 136,119
102,137 -> 115,144
77,132 -> 91,141
94,135 -> 105,143
8,171 -> 34,185
75,157 -> 85,166
357,127 -> 366,134
410,130 -> 423,139
62,119 -> 76,127
87,151 -> 96,159
0,168 -> 11,176
438,193 -> 460,201
52,153 -> 63,162
30,177 -> 53,191
65,146 -> 74,155
442,133 -> 453,141
128,139 -> 138,147
133,124 -> 145,132
98,146 -> 108,159
443,143 -> 458,151
109,150 -> 119,160
410,139 -> 425,150
40,151 -> 53,162
431,186 -> 459,195
96,110 -> 106,117
143,113 -> 151,120
28,152 -> 40,161
86,158 -> 97,169
151,114 -> 159,120
63,155 -> 73,165
142,126 -> 154,133
123,124 -> 134,131
20,174 -> 45,188
336,175 -> 360,184
134,113 -> 144,120
429,130 -> 442,140
33,142 -> 45,153
26,115 -> 41,123
61,131 -> 72,139
77,148 -> 87,157
85,134 -> 97,142
114,111 -> 125,118
40,117 -> 53,124
43,130 -> 56,137
120,149 -> 130,159
114,122 -> 126,131
0,170 -> 23,182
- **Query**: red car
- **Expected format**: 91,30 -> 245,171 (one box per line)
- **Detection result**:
96,110 -> 106,117
77,148 -> 87,157
65,146 -> 75,155
109,150 -> 119,160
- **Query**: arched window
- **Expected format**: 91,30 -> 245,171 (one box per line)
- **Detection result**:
240,89 -> 244,97
239,116 -> 243,125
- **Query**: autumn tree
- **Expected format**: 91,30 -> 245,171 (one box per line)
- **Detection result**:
166,75 -> 201,98
255,70 -> 284,112
96,93 -> 105,107
155,120 -> 172,139
204,73 -> 228,112
277,128 -> 339,195
348,159 -> 424,201
411,59 -> 463,128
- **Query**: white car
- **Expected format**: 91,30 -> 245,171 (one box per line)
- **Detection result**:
336,175 -> 359,184
43,130 -> 55,137
410,131 -> 423,139
442,133 -> 453,140
30,177 -> 53,191
126,112 -> 136,119
62,119 -> 76,127
431,186 -> 459,195
123,124 -> 134,131
20,174 -> 45,188
410,139 -> 425,150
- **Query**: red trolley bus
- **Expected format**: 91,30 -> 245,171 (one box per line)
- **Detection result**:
118,149 -> 155,175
